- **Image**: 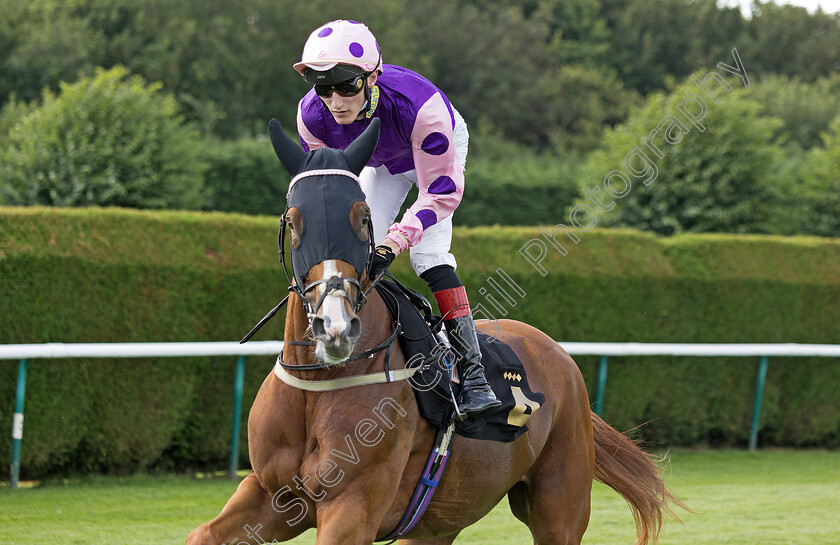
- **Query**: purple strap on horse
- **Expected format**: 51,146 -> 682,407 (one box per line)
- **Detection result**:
380,421 -> 455,543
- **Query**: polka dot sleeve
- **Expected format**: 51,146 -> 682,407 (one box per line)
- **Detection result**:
296,98 -> 327,153
386,92 -> 464,250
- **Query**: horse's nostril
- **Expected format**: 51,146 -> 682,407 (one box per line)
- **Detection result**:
311,316 -> 328,339
348,317 -> 362,342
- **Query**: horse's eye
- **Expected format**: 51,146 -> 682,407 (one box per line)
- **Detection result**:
362,216 -> 369,226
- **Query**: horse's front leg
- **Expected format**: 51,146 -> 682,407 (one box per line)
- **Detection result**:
308,397 -> 422,545
312,474 -> 404,545
187,472 -> 309,545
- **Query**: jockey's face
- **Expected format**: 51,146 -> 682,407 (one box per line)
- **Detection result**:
319,73 -> 377,125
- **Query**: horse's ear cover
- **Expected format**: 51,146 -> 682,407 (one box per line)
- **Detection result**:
270,117 -> 380,176
269,118 -> 307,175
344,118 -> 381,175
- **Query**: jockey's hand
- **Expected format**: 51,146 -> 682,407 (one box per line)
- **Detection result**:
370,244 -> 396,279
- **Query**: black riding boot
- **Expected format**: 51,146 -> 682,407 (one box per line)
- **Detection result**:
421,265 -> 502,419
444,314 -> 502,418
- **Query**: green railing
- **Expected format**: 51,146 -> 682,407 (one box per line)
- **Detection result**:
563,342 -> 840,451
4,341 -> 840,489
1,341 -> 283,489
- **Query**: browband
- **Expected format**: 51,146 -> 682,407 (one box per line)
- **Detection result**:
288,169 -> 361,195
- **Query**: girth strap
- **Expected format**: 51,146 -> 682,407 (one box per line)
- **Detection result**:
379,420 -> 456,542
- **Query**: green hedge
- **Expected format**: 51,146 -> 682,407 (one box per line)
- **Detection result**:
1,208 -> 839,479
451,228 -> 840,447
0,207 -> 287,477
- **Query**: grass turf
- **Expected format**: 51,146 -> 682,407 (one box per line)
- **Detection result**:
1,449 -> 838,544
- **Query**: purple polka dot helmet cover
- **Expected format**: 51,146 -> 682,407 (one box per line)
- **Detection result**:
294,20 -> 381,75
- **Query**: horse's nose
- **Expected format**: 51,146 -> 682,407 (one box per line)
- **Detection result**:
312,291 -> 362,345
311,315 -> 362,344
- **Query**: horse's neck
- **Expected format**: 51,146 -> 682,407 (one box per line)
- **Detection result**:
355,288 -> 394,362
282,295 -> 312,366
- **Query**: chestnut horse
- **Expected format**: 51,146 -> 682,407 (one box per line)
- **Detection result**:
187,118 -> 682,545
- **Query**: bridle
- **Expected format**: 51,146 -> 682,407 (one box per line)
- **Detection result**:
278,167 -> 388,319
241,169 -> 399,371
241,116 -> 416,384
275,220 -> 401,372
277,204 -> 372,318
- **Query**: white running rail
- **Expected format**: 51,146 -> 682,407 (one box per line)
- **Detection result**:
4,341 -> 840,489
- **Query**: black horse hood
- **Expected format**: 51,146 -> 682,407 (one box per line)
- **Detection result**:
286,169 -> 370,286
269,118 -> 381,288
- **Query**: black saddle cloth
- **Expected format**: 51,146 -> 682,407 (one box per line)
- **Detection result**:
375,279 -> 545,442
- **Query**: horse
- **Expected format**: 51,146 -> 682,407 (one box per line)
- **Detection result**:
186,118 -> 684,545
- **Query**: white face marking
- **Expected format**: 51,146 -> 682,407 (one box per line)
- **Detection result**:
319,260 -> 350,339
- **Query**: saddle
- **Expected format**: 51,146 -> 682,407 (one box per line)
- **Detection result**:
375,278 -> 544,442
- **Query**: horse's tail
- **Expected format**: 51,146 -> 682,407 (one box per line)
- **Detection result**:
591,412 -> 688,545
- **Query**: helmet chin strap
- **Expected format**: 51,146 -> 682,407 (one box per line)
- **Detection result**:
355,92 -> 370,121
355,54 -> 381,121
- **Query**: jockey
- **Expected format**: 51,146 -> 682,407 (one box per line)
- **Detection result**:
294,19 -> 501,418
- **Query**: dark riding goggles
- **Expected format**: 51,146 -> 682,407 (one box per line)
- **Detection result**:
314,74 -> 367,98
